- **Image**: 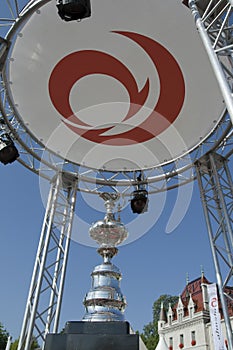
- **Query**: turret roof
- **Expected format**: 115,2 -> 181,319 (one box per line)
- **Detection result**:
159,302 -> 167,322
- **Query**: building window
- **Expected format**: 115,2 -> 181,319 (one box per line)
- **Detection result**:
179,334 -> 184,348
178,310 -> 183,322
169,337 -> 173,350
169,315 -> 172,325
189,306 -> 193,318
191,331 -> 196,346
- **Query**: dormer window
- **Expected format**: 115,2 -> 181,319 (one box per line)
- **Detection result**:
178,309 -> 183,322
188,295 -> 196,318
177,296 -> 184,322
169,315 -> 172,325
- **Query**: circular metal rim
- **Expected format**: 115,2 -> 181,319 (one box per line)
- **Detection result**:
0,0 -> 232,196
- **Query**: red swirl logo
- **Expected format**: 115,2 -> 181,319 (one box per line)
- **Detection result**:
49,31 -> 185,145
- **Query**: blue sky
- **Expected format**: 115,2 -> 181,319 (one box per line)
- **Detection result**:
0,0 -> 231,343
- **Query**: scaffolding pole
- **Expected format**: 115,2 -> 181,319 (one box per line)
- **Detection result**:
17,172 -> 78,350
196,152 -> 233,348
188,0 -> 233,125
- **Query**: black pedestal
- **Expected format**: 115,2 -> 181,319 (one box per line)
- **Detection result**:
44,321 -> 139,350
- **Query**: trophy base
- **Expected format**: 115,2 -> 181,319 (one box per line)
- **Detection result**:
44,321 -> 140,350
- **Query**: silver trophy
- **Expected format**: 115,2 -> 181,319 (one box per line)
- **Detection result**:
83,193 -> 128,321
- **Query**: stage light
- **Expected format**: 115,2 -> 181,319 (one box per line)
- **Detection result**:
130,189 -> 149,214
130,172 -> 149,214
0,134 -> 19,165
56,0 -> 91,22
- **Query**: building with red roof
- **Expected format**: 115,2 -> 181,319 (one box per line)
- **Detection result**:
156,273 -> 233,350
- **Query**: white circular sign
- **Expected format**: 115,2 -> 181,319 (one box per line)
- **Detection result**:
7,0 -> 225,171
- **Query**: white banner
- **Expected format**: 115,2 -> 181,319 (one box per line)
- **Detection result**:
207,283 -> 226,350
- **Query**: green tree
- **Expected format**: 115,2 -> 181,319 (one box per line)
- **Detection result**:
9,339 -> 18,350
152,294 -> 179,323
140,321 -> 158,350
10,336 -> 39,350
30,337 -> 39,350
140,294 -> 178,350
0,323 -> 9,350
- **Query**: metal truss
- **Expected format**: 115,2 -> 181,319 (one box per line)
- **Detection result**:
196,152 -> 233,348
0,0 -> 232,197
188,1 -> 233,344
0,2 -> 232,350
188,0 -> 233,124
17,172 -> 78,350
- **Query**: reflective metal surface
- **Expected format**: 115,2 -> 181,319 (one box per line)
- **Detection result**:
83,194 -> 128,321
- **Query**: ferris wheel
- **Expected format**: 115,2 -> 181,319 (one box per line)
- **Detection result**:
0,0 -> 233,349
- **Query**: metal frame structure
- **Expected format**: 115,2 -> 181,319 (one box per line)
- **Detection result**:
189,0 -> 233,346
0,0 -> 232,349
0,0 -> 232,197
188,0 -> 233,123
17,172 -> 78,350
196,153 -> 233,348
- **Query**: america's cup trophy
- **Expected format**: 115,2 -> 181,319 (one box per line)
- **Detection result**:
44,193 -> 141,350
83,192 -> 128,322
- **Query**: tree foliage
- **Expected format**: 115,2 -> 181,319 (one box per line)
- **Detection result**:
9,339 -> 18,350
10,336 -> 39,350
153,294 -> 179,323
30,337 -> 40,350
140,294 -> 178,350
140,321 -> 158,350
0,323 -> 9,350
0,323 -> 39,350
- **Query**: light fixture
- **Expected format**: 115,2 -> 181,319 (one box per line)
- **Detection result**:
130,172 -> 149,214
130,189 -> 149,214
56,0 -> 91,22
0,133 -> 19,165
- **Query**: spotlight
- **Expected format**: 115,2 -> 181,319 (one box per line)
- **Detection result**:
56,0 -> 91,22
0,134 -> 19,165
130,189 -> 149,214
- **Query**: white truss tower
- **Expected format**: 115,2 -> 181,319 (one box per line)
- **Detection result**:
196,153 -> 233,348
17,172 -> 78,350
188,0 -> 233,347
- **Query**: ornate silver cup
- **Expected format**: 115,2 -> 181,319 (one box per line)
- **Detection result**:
83,193 -> 128,321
